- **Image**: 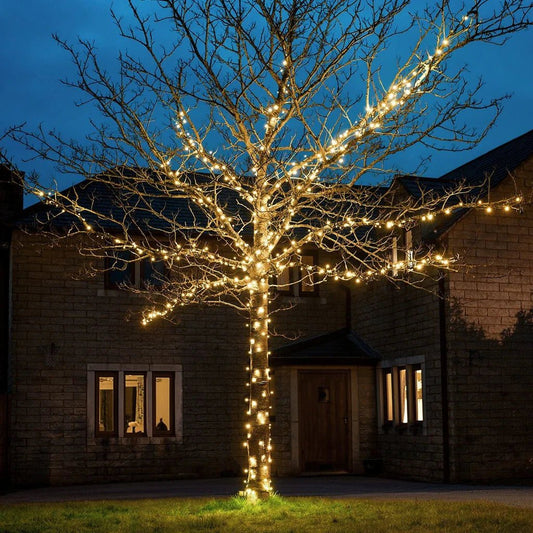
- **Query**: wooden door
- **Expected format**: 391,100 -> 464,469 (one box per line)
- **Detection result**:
298,370 -> 351,472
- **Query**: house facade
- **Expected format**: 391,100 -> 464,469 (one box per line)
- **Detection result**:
1,130 -> 532,487
352,130 -> 533,483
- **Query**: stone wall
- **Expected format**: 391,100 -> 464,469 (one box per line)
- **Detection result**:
8,233 -> 347,486
352,279 -> 445,481
351,157 -> 533,483
445,158 -> 533,483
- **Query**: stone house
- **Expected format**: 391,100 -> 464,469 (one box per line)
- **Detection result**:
1,129 -> 532,487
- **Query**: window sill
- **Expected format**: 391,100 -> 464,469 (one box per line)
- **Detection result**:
409,422 -> 424,435
381,422 -> 394,434
379,422 -> 425,436
395,423 -> 409,435
97,288 -> 144,297
276,295 -> 326,304
90,435 -> 183,444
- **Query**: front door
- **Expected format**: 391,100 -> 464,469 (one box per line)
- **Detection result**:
298,370 -> 351,472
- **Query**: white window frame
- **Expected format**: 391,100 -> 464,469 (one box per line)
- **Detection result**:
87,364 -> 183,442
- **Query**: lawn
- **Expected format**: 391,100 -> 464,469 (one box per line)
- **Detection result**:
0,496 -> 531,533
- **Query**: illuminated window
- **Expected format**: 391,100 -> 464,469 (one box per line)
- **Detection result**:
89,366 -> 181,440
96,373 -> 117,436
399,367 -> 408,424
379,363 -> 424,431
414,365 -> 423,422
383,369 -> 393,424
125,374 -> 145,435
153,374 -> 174,435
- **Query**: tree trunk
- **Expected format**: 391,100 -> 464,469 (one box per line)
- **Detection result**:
243,276 -> 272,500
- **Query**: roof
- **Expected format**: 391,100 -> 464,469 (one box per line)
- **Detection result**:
395,129 -> 533,239
270,328 -> 381,366
18,130 -> 533,239
18,169 -> 253,236
17,169 -> 388,241
438,128 -> 533,185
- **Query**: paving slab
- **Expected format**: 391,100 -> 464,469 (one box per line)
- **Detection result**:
0,476 -> 532,509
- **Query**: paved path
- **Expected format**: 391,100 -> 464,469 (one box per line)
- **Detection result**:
1,476 -> 532,509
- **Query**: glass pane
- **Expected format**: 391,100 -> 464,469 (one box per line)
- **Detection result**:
399,368 -> 408,423
143,259 -> 165,287
98,376 -> 115,433
385,371 -> 393,422
107,251 -> 134,287
415,368 -> 423,421
300,255 -> 315,292
154,376 -> 172,432
125,374 -> 145,434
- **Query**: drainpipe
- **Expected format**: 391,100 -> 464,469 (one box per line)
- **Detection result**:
438,275 -> 450,482
0,166 -> 23,485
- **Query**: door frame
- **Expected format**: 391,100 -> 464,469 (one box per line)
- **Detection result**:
289,366 -> 361,474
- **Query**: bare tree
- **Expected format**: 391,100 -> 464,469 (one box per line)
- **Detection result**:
6,0 -> 532,499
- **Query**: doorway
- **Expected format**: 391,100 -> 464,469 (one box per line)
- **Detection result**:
298,370 -> 351,472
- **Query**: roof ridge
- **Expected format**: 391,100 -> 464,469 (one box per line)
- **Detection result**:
438,128 -> 533,181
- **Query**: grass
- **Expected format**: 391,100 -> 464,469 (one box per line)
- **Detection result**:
0,496 -> 532,533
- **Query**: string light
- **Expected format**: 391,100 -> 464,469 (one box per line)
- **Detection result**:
25,7 -> 526,501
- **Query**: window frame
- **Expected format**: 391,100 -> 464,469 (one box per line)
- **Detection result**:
95,371 -> 118,437
398,366 -> 408,426
88,365 -> 182,442
412,364 -> 424,423
382,368 -> 394,427
298,251 -> 319,297
274,263 -> 296,296
140,258 -> 167,288
152,372 -> 175,437
124,372 -> 147,436
104,253 -> 135,289
378,358 -> 425,434
104,254 -> 167,291
275,251 -> 319,297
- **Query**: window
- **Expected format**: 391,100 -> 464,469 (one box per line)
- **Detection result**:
105,253 -> 166,290
88,365 -> 182,440
105,252 -> 135,289
96,373 -> 117,436
383,369 -> 393,424
275,263 -> 294,295
379,361 -> 424,431
413,365 -> 424,422
125,374 -> 145,435
299,254 -> 318,295
153,373 -> 174,435
275,252 -> 318,296
399,367 -> 408,424
142,258 -> 166,287
391,229 -> 415,273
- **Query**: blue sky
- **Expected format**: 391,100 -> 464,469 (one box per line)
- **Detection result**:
1,1 -> 532,192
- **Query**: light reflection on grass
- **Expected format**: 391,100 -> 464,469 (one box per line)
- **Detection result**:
0,496 -> 531,532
